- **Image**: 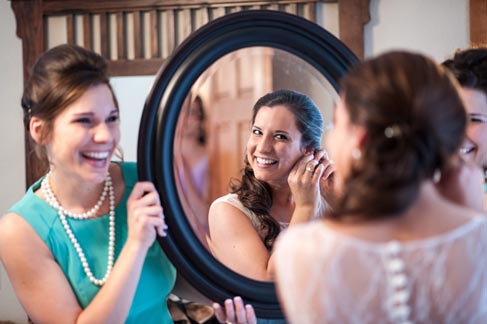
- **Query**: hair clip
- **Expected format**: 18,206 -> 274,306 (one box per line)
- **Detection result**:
384,125 -> 402,138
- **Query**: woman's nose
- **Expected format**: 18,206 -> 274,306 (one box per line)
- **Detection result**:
93,122 -> 112,143
257,136 -> 272,153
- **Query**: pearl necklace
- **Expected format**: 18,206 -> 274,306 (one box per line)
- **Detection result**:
41,172 -> 115,286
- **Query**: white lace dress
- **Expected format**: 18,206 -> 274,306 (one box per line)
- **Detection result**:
274,217 -> 487,324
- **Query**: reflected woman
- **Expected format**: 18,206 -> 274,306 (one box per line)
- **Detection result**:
175,94 -> 210,244
207,89 -> 334,282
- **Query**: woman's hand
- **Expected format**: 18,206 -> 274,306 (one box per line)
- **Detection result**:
288,152 -> 323,209
318,152 -> 335,211
126,181 -> 167,250
213,296 -> 257,324
288,150 -> 334,219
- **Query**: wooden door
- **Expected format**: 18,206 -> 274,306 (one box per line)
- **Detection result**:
198,47 -> 274,202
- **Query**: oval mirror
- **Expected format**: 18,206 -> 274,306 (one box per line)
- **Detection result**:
138,10 -> 358,318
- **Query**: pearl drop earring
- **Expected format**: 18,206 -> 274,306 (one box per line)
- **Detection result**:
352,148 -> 362,160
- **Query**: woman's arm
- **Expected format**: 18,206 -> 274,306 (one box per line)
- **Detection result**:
0,181 -> 166,323
208,202 -> 273,281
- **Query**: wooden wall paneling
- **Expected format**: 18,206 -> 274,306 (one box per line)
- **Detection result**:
83,14 -> 93,50
302,3 -> 316,21
11,0 -> 46,187
177,9 -> 193,46
66,14 -> 76,44
117,12 -> 127,59
284,3 -> 298,15
149,10 -> 160,58
338,0 -> 370,59
133,11 -> 143,59
470,0 -> 487,46
100,13 -> 110,58
163,10 -> 176,59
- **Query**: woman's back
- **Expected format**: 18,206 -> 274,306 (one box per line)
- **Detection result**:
275,216 -> 487,323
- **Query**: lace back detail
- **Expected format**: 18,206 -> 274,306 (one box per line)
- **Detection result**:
384,241 -> 413,324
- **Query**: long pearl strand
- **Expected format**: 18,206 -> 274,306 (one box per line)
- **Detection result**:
41,172 -> 115,286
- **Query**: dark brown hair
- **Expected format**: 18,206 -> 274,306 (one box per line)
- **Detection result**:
231,89 -> 323,249
22,44 -> 118,172
331,51 -> 466,220
442,47 -> 487,95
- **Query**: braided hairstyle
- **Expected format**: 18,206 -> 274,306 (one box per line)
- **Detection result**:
230,89 -> 323,249
330,51 -> 466,220
22,44 -> 118,172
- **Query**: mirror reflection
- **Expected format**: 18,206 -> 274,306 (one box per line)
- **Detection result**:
173,47 -> 337,279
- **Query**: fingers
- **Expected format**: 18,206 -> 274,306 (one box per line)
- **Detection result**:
234,296 -> 247,324
127,181 -> 168,243
320,161 -> 335,182
224,298 -> 236,322
212,302 -> 226,323
212,297 -> 256,324
300,150 -> 334,177
245,304 -> 257,324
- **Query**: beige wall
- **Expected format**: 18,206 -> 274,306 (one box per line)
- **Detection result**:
364,0 -> 469,60
0,0 -> 470,322
0,1 -> 28,323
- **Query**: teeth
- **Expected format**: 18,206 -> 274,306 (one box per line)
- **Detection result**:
84,151 -> 109,159
256,157 -> 276,165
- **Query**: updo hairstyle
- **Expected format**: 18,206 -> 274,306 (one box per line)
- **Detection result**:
331,51 -> 466,220
21,44 -> 118,171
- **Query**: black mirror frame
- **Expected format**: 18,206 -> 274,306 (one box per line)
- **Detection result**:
137,10 -> 358,318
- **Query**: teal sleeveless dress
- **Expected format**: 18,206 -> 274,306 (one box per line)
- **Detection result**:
8,162 -> 176,323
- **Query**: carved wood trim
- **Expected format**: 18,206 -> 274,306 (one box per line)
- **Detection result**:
11,0 -> 46,189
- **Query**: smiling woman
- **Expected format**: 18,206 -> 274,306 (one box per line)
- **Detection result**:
207,89 -> 334,283
0,44 -> 175,323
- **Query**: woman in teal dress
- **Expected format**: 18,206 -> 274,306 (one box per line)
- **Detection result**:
0,44 -> 254,323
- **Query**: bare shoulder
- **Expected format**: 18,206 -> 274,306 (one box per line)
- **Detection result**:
208,199 -> 257,236
209,199 -> 247,224
0,212 -> 51,262
0,212 -> 82,321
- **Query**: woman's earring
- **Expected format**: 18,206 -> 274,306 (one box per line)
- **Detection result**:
352,148 -> 362,160
433,169 -> 442,184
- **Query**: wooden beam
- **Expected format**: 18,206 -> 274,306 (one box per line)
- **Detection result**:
107,58 -> 165,76
470,0 -> 487,46
41,0 -> 327,14
338,0 -> 370,60
11,0 -> 47,188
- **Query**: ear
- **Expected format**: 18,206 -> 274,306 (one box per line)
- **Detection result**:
301,146 -> 314,156
29,116 -> 47,145
352,125 -> 368,149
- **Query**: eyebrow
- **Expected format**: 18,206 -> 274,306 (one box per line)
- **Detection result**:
252,125 -> 292,135
72,109 -> 118,116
